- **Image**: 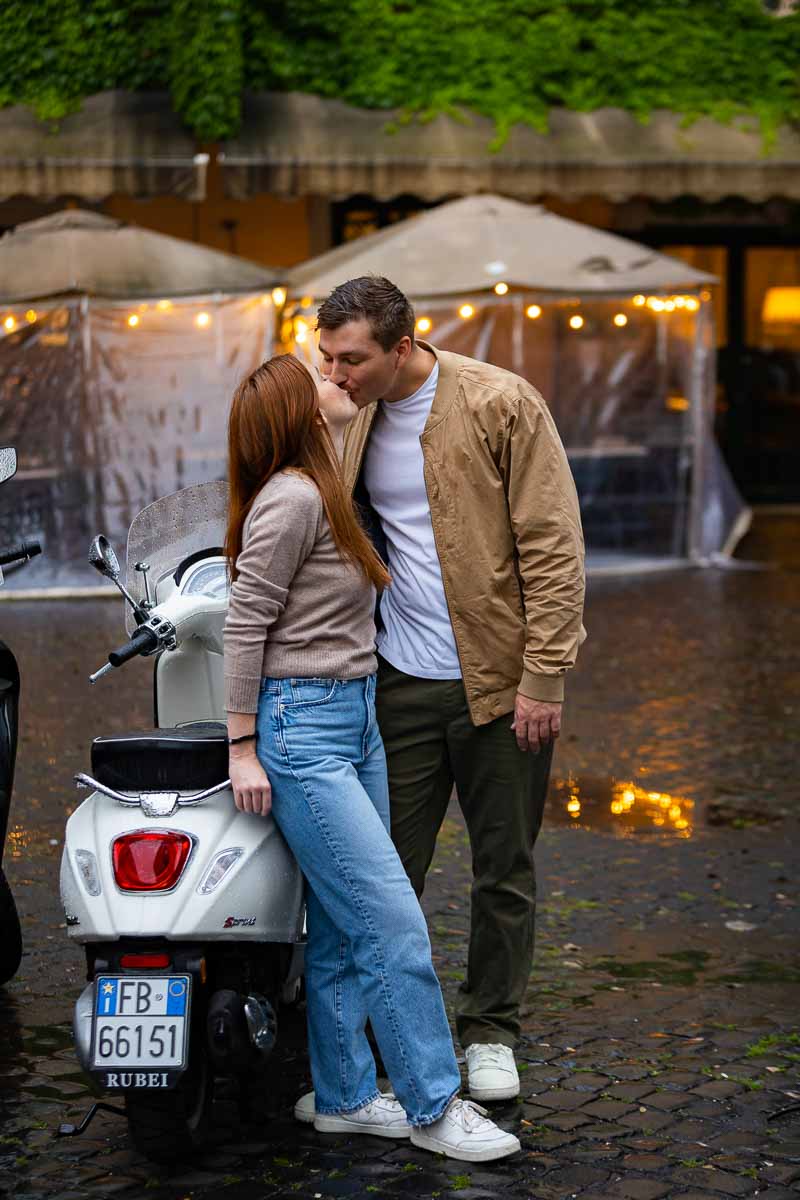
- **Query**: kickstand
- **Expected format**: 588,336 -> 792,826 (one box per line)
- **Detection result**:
56,1101 -> 125,1137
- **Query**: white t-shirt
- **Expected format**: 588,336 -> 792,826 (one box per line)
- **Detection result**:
363,362 -> 462,679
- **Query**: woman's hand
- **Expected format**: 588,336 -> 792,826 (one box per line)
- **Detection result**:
229,747 -> 272,817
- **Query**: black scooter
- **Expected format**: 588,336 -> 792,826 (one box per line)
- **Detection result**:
0,446 -> 42,985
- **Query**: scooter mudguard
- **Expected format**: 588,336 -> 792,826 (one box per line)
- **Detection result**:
60,789 -> 305,943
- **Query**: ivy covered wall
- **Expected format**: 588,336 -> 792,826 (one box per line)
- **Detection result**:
1,0 -> 798,144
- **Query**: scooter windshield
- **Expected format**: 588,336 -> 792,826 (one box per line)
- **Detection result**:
125,480 -> 228,635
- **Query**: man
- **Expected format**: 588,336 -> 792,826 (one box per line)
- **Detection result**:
317,276 -> 585,1101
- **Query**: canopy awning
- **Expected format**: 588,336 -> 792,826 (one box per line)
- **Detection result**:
287,194 -> 715,299
0,210 -> 281,302
221,92 -> 800,204
0,91 -> 207,203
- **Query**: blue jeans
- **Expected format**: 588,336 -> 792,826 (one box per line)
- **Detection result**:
256,674 -> 461,1125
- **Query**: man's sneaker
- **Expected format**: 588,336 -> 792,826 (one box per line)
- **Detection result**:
410,1097 -> 521,1162
465,1043 -> 520,1101
295,1090 -> 411,1138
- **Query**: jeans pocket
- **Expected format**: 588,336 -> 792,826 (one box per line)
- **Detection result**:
284,678 -> 339,708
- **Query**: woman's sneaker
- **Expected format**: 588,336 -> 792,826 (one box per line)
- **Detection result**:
410,1097 -> 521,1162
294,1090 -> 411,1138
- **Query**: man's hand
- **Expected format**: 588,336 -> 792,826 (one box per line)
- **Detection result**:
511,695 -> 562,753
229,748 -> 272,817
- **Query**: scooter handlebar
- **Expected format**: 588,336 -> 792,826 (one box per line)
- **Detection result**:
108,626 -> 160,667
0,540 -> 42,566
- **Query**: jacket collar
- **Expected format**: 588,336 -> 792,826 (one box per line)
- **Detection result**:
415,340 -> 458,434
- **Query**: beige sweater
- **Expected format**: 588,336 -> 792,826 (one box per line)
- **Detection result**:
224,471 -> 377,714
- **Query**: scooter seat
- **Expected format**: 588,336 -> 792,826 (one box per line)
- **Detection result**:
90,722 -> 229,792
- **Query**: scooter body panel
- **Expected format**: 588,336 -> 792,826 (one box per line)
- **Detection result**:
0,639 -> 20,857
61,789 -> 304,943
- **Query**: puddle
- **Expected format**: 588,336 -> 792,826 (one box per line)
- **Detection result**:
594,950 -> 712,986
548,775 -> 695,837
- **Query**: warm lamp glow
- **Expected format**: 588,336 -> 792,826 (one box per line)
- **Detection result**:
762,287 -> 800,326
127,314 -> 140,328
569,315 -> 584,330
25,309 -> 37,324
195,312 -> 211,328
156,299 -> 172,311
458,304 -> 475,319
613,313 -> 628,327
294,317 -> 309,344
685,297 -> 700,312
300,296 -> 313,309
494,282 -> 509,296
416,316 -> 432,334
526,305 -> 542,320
633,295 -> 646,307
3,316 -> 16,332
271,287 -> 287,308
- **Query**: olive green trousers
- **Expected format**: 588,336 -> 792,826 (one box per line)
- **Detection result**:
375,655 -> 553,1049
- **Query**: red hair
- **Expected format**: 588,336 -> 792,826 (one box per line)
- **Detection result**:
225,354 -> 390,590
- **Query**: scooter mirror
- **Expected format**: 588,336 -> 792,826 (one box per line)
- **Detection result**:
0,447 -> 17,485
88,535 -> 121,580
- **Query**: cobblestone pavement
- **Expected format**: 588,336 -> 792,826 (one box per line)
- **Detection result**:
1,514 -> 798,1199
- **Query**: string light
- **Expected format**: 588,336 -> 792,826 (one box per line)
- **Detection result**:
127,314 -> 140,328
3,316 -> 16,332
633,295 -> 646,307
416,317 -> 432,334
613,313 -> 628,328
685,297 -> 700,312
195,312 -> 211,328
25,309 -> 37,324
525,305 -> 542,320
294,317 -> 309,344
458,304 -> 475,319
156,299 -> 172,311
569,315 -> 584,330
271,287 -> 287,308
493,282 -> 509,296
664,300 -> 676,312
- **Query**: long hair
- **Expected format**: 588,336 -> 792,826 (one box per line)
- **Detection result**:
225,355 -> 390,590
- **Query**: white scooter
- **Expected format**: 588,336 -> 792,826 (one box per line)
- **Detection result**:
59,481 -> 305,1161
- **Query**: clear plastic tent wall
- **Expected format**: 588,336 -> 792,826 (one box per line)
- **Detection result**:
288,291 -> 748,568
0,293 -> 274,589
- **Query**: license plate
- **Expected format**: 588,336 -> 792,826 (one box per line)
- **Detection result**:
91,975 -> 191,1073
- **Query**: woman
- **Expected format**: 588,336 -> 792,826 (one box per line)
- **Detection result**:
223,354 -> 520,1163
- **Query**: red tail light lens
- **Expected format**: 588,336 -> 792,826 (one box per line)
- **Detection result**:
119,953 -> 171,969
112,831 -> 192,891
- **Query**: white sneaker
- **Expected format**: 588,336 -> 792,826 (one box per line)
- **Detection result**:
294,1090 -> 411,1138
465,1043 -> 520,1101
410,1097 -> 521,1162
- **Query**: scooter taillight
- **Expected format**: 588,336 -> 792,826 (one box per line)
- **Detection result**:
112,831 -> 192,891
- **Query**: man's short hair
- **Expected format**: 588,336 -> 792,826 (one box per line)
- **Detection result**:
316,276 -> 416,351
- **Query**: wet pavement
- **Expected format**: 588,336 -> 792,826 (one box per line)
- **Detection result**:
0,512 -> 798,1199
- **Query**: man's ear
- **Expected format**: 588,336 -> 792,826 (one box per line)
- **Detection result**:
396,335 -> 413,367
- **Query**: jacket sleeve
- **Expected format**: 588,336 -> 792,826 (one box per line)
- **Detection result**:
504,387 -> 586,703
223,480 -> 321,713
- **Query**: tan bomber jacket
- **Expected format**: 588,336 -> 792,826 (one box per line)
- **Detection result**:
342,342 -> 586,727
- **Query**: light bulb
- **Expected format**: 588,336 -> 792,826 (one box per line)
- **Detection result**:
416,317 -> 432,334
526,305 -> 542,320
613,313 -> 628,328
127,314 -> 140,328
3,316 -> 16,332
569,315 -> 584,330
25,309 -> 37,324
271,287 -> 287,308
195,312 -> 211,328
458,304 -> 475,319
633,295 -> 646,307
494,282 -> 509,296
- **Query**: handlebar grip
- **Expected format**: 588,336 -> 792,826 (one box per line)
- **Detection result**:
108,627 -> 159,668
0,540 -> 42,566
